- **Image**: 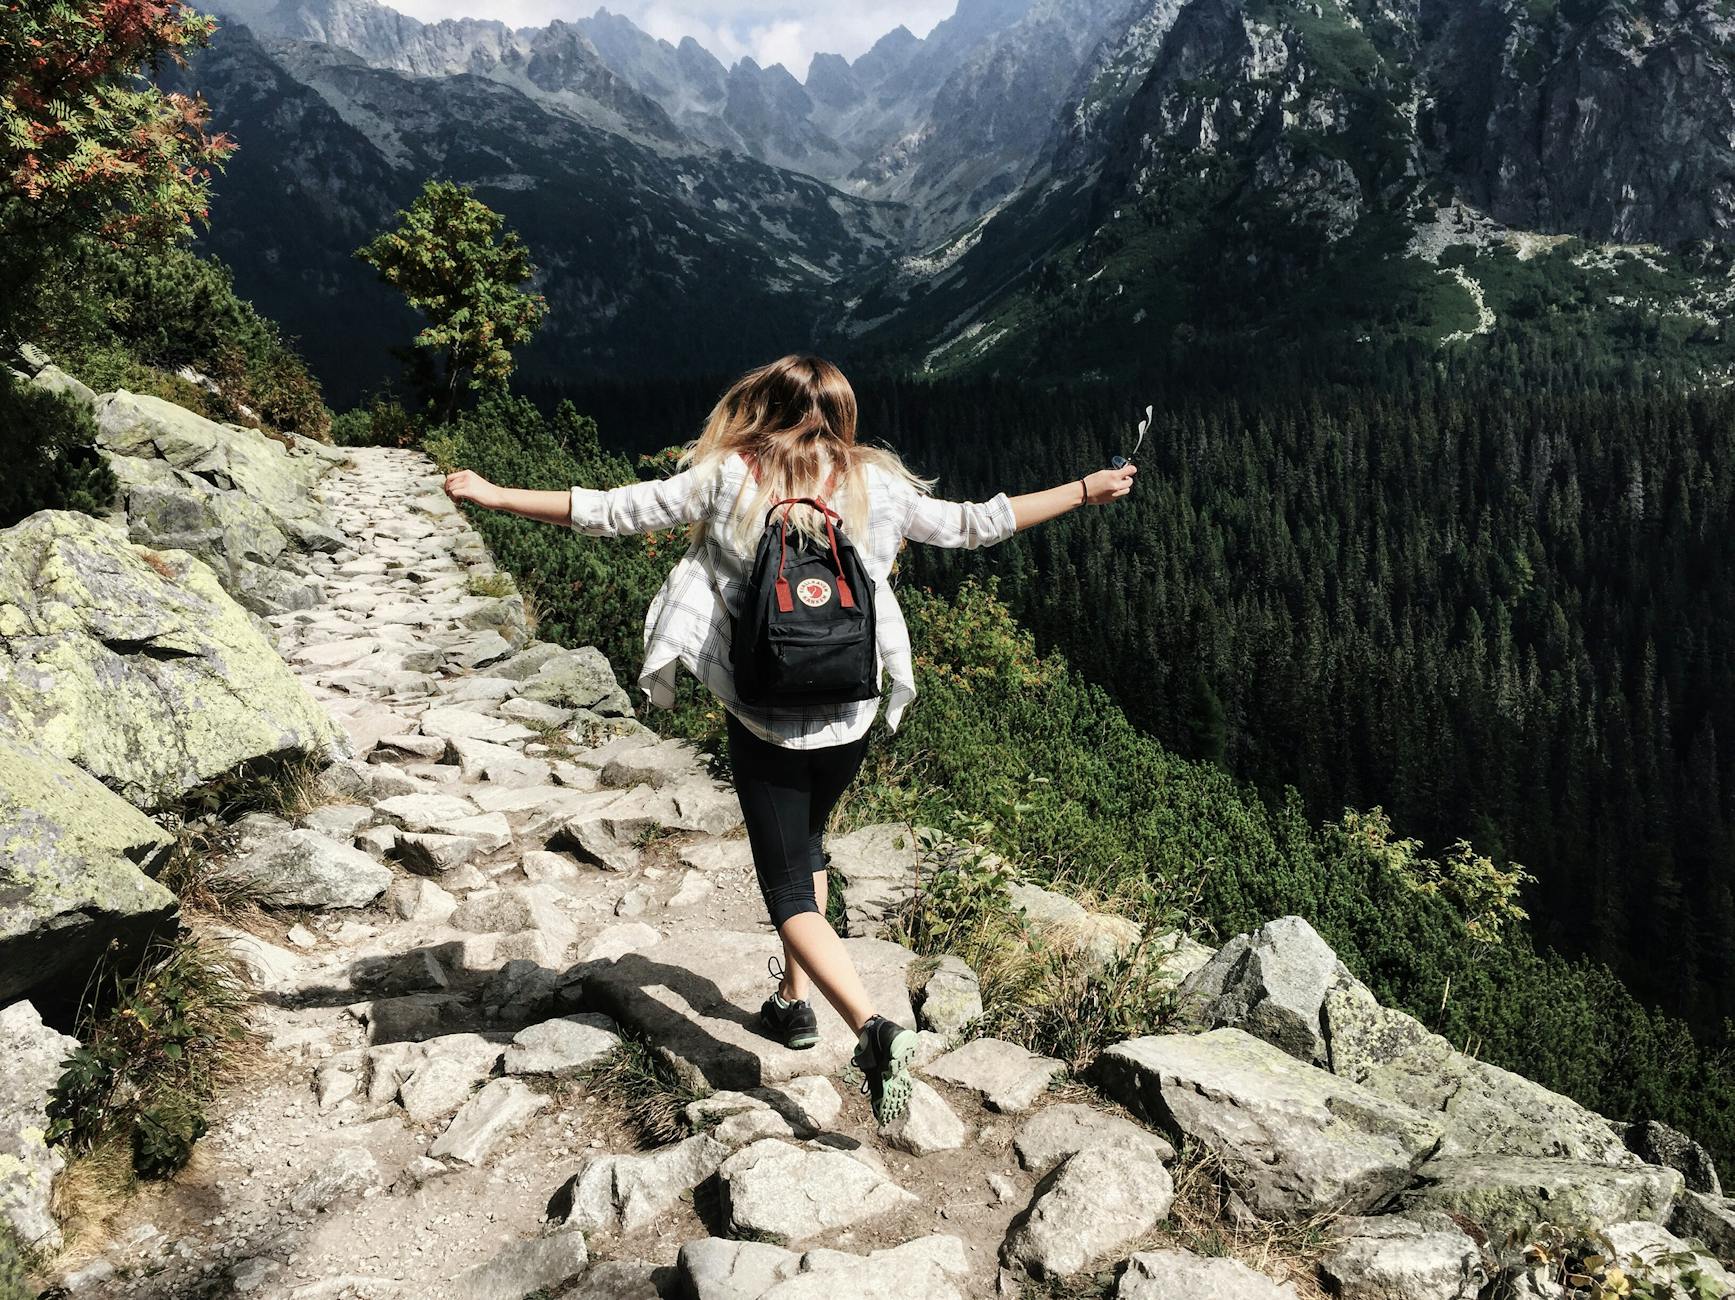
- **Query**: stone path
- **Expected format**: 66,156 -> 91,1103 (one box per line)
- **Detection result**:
61,448 -> 1164,1300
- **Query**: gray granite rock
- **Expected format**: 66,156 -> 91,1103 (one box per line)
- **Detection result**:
1098,1029 -> 1443,1219
556,1134 -> 728,1233
452,1229 -> 588,1300
286,1147 -> 381,1213
503,1014 -> 621,1076
720,1139 -> 917,1243
429,1077 -> 547,1165
1401,1155 -> 1683,1240
1318,1214 -> 1489,1300
1003,1143 -> 1174,1279
881,1078 -> 968,1155
924,1037 -> 1064,1113
913,955 -> 982,1035
1117,1249 -> 1300,1299
218,829 -> 391,909
1012,1102 -> 1175,1176
0,1001 -> 80,1250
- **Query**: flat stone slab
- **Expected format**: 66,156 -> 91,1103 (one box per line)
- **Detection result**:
719,1139 -> 917,1244
1098,1028 -> 1444,1219
584,930 -> 916,1090
1117,1249 -> 1300,1299
1401,1154 -> 1684,1241
503,1014 -> 621,1076
1013,1102 -> 1175,1175
679,1234 -> 969,1300
557,1134 -> 728,1233
923,1037 -> 1064,1113
430,1077 -> 547,1165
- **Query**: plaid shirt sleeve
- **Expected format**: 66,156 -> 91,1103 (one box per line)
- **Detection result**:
569,467 -> 718,537
902,489 -> 1019,549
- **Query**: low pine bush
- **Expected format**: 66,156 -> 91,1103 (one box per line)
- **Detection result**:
0,369 -> 117,527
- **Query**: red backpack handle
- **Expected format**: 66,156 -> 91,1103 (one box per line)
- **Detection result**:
767,496 -> 856,614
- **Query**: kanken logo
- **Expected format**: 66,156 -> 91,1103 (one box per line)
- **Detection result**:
796,578 -> 832,608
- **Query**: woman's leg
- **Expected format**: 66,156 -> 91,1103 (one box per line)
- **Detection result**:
727,715 -> 874,1029
781,730 -> 870,1003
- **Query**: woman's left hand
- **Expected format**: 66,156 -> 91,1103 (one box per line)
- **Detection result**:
1083,464 -> 1137,505
444,469 -> 500,509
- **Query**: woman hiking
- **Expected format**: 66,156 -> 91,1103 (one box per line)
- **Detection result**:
442,354 -> 1136,1123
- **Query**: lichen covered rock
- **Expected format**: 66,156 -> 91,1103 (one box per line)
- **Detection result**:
0,1001 -> 81,1252
0,510 -> 343,808
0,729 -> 177,1000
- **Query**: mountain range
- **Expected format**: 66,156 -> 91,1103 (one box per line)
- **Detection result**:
185,0 -> 1735,401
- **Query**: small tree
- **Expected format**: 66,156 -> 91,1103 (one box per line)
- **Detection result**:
0,0 -> 233,329
356,180 -> 547,423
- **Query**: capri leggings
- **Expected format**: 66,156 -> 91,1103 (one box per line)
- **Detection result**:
724,711 -> 871,927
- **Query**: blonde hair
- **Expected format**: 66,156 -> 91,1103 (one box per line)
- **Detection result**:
681,353 -> 932,548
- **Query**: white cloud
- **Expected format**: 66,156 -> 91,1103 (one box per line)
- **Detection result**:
382,0 -> 954,74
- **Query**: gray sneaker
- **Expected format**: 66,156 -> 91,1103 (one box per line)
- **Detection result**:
760,958 -> 819,1050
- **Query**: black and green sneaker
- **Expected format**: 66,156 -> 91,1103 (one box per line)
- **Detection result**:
760,958 -> 820,1050
853,1014 -> 919,1125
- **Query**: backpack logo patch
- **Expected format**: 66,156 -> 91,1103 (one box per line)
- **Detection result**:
795,578 -> 832,608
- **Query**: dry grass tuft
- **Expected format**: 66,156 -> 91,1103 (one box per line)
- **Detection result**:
138,550 -> 177,581
1154,1144 -> 1336,1297
582,1038 -> 707,1149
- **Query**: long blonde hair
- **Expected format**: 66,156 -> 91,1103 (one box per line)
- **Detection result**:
682,354 -> 933,548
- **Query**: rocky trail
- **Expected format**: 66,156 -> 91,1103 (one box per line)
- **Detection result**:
30,447 -> 1185,1300
7,401 -> 1735,1300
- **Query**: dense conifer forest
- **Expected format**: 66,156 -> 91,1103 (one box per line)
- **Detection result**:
529,340 -> 1735,1043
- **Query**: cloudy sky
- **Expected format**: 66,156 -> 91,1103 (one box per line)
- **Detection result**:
383,0 -> 956,73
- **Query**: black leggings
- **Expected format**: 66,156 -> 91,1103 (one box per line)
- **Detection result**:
725,711 -> 871,927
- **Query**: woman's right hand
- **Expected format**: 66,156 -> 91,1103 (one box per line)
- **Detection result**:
444,469 -> 501,510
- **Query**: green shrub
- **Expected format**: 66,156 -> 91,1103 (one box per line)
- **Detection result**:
0,369 -> 117,527
47,937 -> 253,1183
0,1221 -> 31,1300
330,394 -> 422,448
24,240 -> 327,437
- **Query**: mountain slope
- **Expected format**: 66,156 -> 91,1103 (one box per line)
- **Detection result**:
833,0 -> 1735,378
177,24 -> 911,404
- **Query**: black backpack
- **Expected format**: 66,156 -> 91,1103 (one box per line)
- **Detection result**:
733,497 -> 878,706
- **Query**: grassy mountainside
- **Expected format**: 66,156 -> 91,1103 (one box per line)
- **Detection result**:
416,388 -> 1735,1168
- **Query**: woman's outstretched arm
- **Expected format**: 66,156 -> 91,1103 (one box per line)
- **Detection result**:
444,466 -> 719,536
443,471 -> 570,524
1008,464 -> 1137,530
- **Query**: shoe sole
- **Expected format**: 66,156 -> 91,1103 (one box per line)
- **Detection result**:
869,1028 -> 919,1126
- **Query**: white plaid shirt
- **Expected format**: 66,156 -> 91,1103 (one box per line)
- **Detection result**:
569,453 -> 1017,749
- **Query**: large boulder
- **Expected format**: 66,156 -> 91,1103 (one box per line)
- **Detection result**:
1673,1189 -> 1735,1263
1619,1120 -> 1722,1196
1181,916 -> 1633,1166
0,730 -> 178,1000
1177,916 -> 1339,1061
1098,1028 -> 1444,1218
1323,974 -> 1634,1165
0,511 -> 343,808
826,823 -> 930,934
94,391 -> 332,542
1401,1155 -> 1683,1241
583,929 -> 916,1090
0,1001 -> 81,1252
